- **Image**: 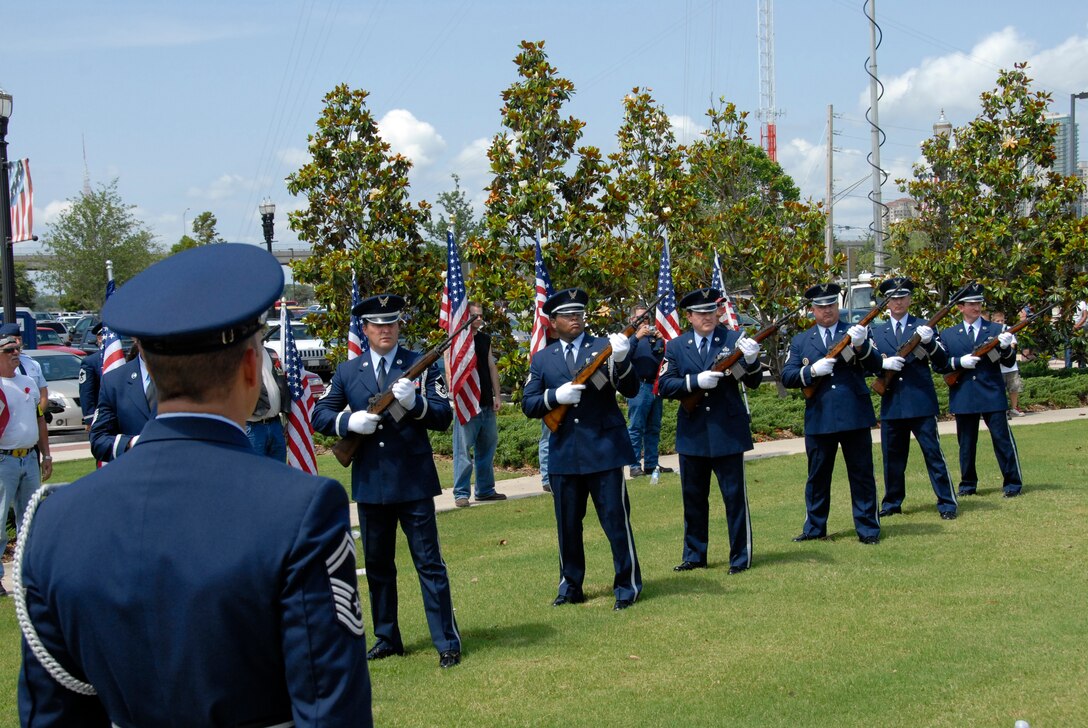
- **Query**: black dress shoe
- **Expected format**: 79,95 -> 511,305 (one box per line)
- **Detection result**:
1003,490 -> 1021,498
728,566 -> 748,575
673,561 -> 707,572
438,650 -> 461,668
613,598 -> 634,611
552,592 -> 586,606
858,535 -> 880,545
629,466 -> 645,478
367,644 -> 404,661
792,533 -> 825,542
655,466 -> 675,474
475,492 -> 507,501
957,488 -> 977,496
940,511 -> 957,520
878,506 -> 902,517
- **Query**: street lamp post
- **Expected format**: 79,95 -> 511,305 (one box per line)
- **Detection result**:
259,200 -> 275,254
0,87 -> 16,323
1071,92 -> 1088,218
182,207 -> 191,238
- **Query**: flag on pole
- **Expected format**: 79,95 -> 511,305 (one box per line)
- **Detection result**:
347,272 -> 368,359
443,229 -> 481,424
282,307 -> 318,474
711,251 -> 740,331
100,264 -> 125,375
654,235 -> 681,341
7,159 -> 33,243
530,233 -> 554,356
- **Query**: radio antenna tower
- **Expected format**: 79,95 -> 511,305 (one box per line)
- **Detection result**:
757,0 -> 779,161
82,134 -> 92,196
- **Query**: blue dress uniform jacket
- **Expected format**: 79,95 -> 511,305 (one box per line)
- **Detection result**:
77,350 -> 103,426
522,335 -> 640,473
312,347 -> 452,503
18,415 -> 372,727
781,321 -> 882,433
89,358 -> 155,462
871,315 -> 949,420
657,326 -> 763,569
939,318 -> 1015,414
656,327 -> 763,457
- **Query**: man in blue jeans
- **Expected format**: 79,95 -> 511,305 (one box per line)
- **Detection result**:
625,304 -> 674,478
448,302 -> 506,507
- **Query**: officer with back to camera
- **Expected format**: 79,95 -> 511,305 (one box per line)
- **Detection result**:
17,243 -> 371,726
88,340 -> 157,462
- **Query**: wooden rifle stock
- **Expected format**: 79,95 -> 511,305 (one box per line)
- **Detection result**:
943,307 -> 1045,387
679,312 -> 792,414
872,282 -> 975,396
330,314 -> 479,467
801,297 -> 889,399
541,294 -> 664,433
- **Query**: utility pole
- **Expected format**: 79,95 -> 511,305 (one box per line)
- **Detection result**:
825,104 -> 834,267
867,0 -> 885,274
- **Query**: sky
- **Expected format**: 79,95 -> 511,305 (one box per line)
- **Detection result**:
4,0 -> 1088,270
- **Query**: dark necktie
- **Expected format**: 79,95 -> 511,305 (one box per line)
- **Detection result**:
895,321 -> 904,346
969,325 -> 977,345
824,328 -> 833,351
698,337 -> 708,360
565,343 -> 577,377
376,357 -> 388,390
145,375 -> 157,409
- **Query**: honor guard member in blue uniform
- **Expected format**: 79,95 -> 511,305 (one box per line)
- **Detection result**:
522,288 -> 643,610
17,243 -> 372,727
88,345 -> 157,462
782,283 -> 884,544
656,287 -> 764,574
870,277 -> 958,519
938,282 -> 1023,498
312,293 -> 462,668
78,323 -> 105,429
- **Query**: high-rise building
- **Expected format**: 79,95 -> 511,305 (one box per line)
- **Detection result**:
1046,113 -> 1079,176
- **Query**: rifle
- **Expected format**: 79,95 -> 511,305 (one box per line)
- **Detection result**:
679,310 -> 794,414
330,314 -> 479,467
541,294 -> 664,433
943,305 -> 1046,387
801,296 -> 889,399
871,282 -> 975,396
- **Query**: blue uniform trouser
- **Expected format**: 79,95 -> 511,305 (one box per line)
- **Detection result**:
626,382 -> 663,469
881,415 -> 957,514
0,451 -> 41,580
245,420 -> 286,462
357,498 -> 461,654
800,428 -> 880,540
678,453 -> 751,569
538,422 -> 550,488
954,411 -> 1023,495
550,469 -> 642,602
452,408 -> 498,500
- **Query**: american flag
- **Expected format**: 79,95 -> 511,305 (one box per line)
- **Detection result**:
654,235 -> 681,341
100,266 -> 125,375
281,307 -> 318,474
443,229 -> 481,425
711,251 -> 739,331
530,233 -> 554,355
7,159 -> 33,243
347,272 -> 368,359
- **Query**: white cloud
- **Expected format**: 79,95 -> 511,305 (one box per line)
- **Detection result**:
187,174 -> 248,201
40,200 -> 73,226
278,147 -> 310,170
453,137 -> 492,179
668,114 -> 706,145
377,109 -> 446,167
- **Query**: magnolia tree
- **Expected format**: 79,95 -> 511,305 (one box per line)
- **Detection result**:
286,84 -> 440,357
889,63 -> 1088,357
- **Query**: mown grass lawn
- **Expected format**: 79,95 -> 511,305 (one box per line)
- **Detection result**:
3,420 -> 1086,726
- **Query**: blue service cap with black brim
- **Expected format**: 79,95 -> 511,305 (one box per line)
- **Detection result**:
542,288 -> 589,317
957,281 -> 985,303
102,243 -> 284,356
878,277 -> 915,298
353,294 -> 405,324
804,282 -> 842,306
679,287 -> 722,313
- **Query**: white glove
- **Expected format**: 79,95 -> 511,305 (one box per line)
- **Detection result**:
915,325 -> 934,344
810,357 -> 836,377
555,382 -> 585,405
848,324 -> 868,347
959,355 -> 980,369
697,370 -> 724,389
737,336 -> 760,364
998,332 -> 1017,349
608,332 -> 631,362
392,378 -> 416,409
881,356 -> 905,372
348,411 -> 381,435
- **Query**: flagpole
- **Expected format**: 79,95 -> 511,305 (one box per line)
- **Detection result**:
0,98 -> 15,322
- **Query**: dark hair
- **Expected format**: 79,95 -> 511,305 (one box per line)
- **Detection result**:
143,334 -> 258,403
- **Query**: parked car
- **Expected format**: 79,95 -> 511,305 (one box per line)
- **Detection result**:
36,321 -> 72,346
23,349 -> 85,432
35,328 -> 88,355
263,320 -> 332,379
